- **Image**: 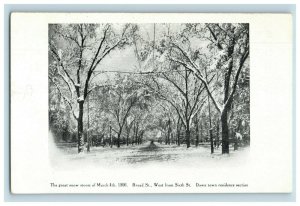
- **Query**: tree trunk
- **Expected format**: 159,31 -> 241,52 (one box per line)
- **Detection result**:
220,38 -> 235,154
207,90 -> 214,154
109,125 -> 112,148
195,115 -> 199,147
221,110 -> 230,154
87,96 -> 90,153
186,124 -> 191,148
176,117 -> 179,145
126,132 -> 129,146
132,124 -> 135,145
177,122 -> 181,146
135,124 -> 139,145
234,138 -> 238,151
167,119 -> 171,145
117,132 -> 121,148
210,128 -> 214,154
165,132 -> 168,145
216,120 -> 220,148
200,121 -> 203,144
77,102 -> 84,153
140,132 -> 144,144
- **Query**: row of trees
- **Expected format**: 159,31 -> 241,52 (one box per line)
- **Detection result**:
49,23 -> 250,154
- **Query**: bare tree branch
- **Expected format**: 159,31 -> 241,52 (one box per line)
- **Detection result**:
49,45 -> 77,93
205,24 -> 223,50
169,57 -> 222,113
224,49 -> 249,111
49,77 -> 78,120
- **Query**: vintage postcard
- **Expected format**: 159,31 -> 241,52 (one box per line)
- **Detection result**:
10,13 -> 292,193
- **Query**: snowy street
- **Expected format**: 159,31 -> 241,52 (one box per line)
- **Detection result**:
50,141 -> 249,169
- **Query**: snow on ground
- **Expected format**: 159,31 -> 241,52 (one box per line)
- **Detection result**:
49,140 -> 250,170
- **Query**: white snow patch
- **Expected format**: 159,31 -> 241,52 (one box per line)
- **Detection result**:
77,96 -> 84,102
58,49 -> 63,59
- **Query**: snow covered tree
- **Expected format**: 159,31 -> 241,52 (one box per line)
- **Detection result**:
49,24 -> 135,153
168,23 -> 249,153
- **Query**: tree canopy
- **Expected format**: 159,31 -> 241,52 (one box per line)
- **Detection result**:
49,23 -> 250,154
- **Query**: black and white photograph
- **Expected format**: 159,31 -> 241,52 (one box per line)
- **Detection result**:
48,23 -> 250,167
10,12 -> 292,194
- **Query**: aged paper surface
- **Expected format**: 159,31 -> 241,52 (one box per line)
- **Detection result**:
10,13 -> 292,193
